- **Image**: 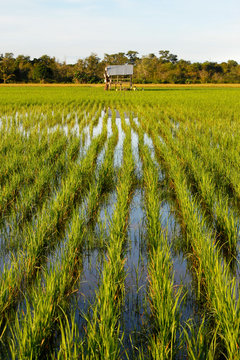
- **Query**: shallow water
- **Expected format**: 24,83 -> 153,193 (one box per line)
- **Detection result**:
131,128 -> 142,179
1,107 -> 228,358
72,190 -> 118,336
122,189 -> 148,354
114,117 -> 125,168
144,132 -> 155,158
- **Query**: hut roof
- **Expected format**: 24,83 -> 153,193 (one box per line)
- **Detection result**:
106,65 -> 133,76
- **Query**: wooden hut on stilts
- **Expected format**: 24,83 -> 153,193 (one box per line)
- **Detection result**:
104,65 -> 133,90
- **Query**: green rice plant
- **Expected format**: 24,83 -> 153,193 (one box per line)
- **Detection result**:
169,131 -> 238,258
139,112 -> 239,259
0,133 -> 43,186
9,208 -> 86,360
0,131 -> 68,219
84,123 -> 135,359
89,105 -> 102,138
67,135 -> 81,162
182,318 -> 217,360
1,85 -> 240,359
0,133 -> 42,186
137,127 -> 182,359
10,148 -> 66,228
9,128 -> 119,359
177,123 -> 240,206
87,117 -> 118,222
55,311 -> 81,360
77,100 -> 97,135
151,134 -> 240,359
147,245 -> 181,360
0,127 -> 107,320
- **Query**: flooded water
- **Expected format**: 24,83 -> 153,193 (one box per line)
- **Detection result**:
122,189 -> 148,354
1,108 -> 229,359
114,117 -> 125,168
131,129 -> 142,178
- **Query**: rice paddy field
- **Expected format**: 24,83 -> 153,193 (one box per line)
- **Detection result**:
0,85 -> 240,359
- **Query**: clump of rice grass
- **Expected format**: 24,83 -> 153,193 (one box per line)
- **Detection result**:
136,122 -> 182,359
83,121 -> 135,359
0,126 -> 108,320
151,130 -> 240,359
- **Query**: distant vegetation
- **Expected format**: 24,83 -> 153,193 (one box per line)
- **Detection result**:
0,50 -> 240,84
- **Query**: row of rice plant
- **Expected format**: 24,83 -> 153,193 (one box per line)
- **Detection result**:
7,119 -> 120,359
0,118 -> 108,321
1,135 -> 82,256
0,131 -> 68,221
83,119 -> 135,359
150,126 -> 240,359
154,116 -> 239,259
174,114 -> 240,206
138,127 -> 182,359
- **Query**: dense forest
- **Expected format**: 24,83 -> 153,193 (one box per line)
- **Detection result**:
1,50 -> 240,84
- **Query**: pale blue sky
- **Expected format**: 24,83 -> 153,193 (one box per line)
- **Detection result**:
0,0 -> 239,63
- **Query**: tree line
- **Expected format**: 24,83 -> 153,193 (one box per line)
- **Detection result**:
1,50 -> 240,84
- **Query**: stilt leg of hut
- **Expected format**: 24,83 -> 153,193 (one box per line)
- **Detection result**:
130,75 -> 132,89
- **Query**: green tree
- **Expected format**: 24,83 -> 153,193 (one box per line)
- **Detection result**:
134,54 -> 158,83
32,55 -> 55,83
103,52 -> 128,65
14,55 -> 31,82
55,62 -> 74,83
159,50 -> 178,64
0,53 -> 15,83
126,51 -> 139,65
73,59 -> 86,83
85,53 -> 102,82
